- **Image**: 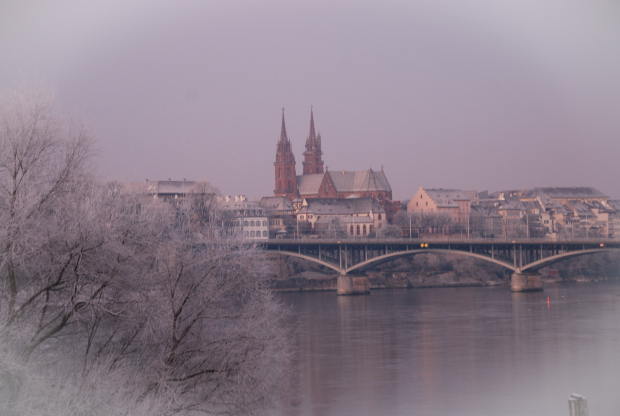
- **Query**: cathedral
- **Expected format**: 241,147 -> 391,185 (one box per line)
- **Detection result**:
273,108 -> 400,220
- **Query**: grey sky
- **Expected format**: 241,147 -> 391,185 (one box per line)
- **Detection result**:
2,0 -> 620,200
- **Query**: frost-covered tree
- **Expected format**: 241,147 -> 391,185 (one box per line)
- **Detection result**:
0,87 -> 290,416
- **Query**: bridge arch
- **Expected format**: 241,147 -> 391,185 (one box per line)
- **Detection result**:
345,249 -> 516,274
520,248 -> 620,273
268,251 -> 343,274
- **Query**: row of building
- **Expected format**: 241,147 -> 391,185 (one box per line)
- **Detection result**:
407,186 -> 620,239
144,108 -> 620,240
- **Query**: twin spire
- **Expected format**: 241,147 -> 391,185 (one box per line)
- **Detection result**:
278,106 -> 321,151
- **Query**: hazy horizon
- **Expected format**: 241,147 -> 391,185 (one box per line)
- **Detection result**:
2,0 -> 619,200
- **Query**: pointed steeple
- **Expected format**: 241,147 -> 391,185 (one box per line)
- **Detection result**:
279,107 -> 288,143
302,106 -> 324,175
305,106 -> 317,151
274,107 -> 297,200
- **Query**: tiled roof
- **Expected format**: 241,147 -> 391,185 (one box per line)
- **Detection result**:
608,200 -> 620,211
220,200 -> 267,217
314,216 -> 373,224
475,198 -> 526,211
258,196 -> 294,212
296,174 -> 324,195
145,181 -> 197,195
567,201 -> 595,217
301,197 -> 385,215
470,204 -> 503,218
328,169 -> 392,193
529,187 -> 608,200
589,200 -> 618,214
423,188 -> 470,208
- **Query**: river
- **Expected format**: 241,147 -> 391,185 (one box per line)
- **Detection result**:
278,281 -> 620,416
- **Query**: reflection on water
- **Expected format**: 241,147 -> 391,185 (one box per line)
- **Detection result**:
279,281 -> 620,416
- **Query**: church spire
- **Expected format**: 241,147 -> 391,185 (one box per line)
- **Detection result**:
306,106 -> 316,150
274,107 -> 297,201
279,107 -> 288,143
302,106 -> 324,175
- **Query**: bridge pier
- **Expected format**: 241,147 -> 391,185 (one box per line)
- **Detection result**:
511,272 -> 543,292
337,275 -> 370,296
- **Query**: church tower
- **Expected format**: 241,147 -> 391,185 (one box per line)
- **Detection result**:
274,108 -> 298,200
302,107 -> 324,175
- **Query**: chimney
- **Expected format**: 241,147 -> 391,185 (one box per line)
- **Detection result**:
145,179 -> 149,182
168,178 -> 171,181
225,196 -> 231,202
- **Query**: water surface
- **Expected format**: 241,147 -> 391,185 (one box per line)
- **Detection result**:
280,281 -> 620,416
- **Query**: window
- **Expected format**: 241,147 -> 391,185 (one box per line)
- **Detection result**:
420,195 -> 423,199
325,182 -> 329,193
378,214 -> 382,220
378,223 -> 382,229
363,225 -> 367,235
250,231 -> 255,237
356,225 -> 360,235
278,168 -> 281,178
287,167 -> 291,178
244,221 -> 249,226
244,231 -> 248,237
416,202 -> 418,207
369,225 -> 373,233
350,225 -> 354,234
263,231 -> 267,237
250,221 -> 255,226
262,221 -> 267,226
426,202 -> 428,206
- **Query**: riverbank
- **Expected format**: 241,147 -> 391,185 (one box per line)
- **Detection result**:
266,252 -> 620,292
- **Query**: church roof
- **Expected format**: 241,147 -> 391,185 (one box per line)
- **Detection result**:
296,169 -> 393,197
327,169 -> 392,193
296,174 -> 324,195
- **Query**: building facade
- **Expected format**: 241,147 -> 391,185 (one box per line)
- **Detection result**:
407,187 -> 471,224
219,196 -> 269,240
295,197 -> 387,237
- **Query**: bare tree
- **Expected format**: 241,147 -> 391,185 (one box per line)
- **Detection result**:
430,212 -> 452,237
0,87 -> 291,416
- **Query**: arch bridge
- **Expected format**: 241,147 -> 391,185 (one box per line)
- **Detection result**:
261,238 -> 620,292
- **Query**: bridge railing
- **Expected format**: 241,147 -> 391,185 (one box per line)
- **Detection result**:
264,236 -> 620,244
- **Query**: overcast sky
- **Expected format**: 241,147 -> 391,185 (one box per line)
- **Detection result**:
2,0 -> 620,200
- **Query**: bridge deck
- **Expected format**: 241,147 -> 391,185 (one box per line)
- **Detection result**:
261,238 -> 620,274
